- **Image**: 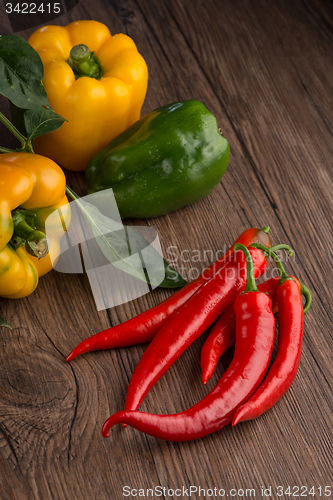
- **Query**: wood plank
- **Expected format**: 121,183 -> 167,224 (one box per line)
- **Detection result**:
0,0 -> 332,497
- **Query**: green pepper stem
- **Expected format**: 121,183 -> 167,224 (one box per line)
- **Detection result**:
233,243 -> 258,293
262,226 -> 270,234
8,236 -> 25,250
70,44 -> 91,64
0,111 -> 27,148
65,185 -> 79,201
269,244 -> 293,257
12,210 -> 49,259
68,44 -> 103,79
300,282 -> 312,313
25,234 -> 50,259
0,146 -> 16,153
0,111 -> 34,153
251,244 -> 312,313
250,243 -> 291,284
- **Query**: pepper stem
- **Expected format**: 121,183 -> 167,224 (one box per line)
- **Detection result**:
0,111 -> 27,148
70,44 -> 91,64
269,244 -> 293,257
12,210 -> 50,259
262,226 -> 270,234
233,243 -> 258,292
250,243 -> 291,284
252,244 -> 312,313
300,282 -> 312,313
65,185 -> 79,201
68,44 -> 103,79
0,146 -> 16,153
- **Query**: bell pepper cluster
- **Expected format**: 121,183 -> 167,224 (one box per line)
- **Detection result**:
24,22 -> 230,217
8,21 -> 231,220
66,228 -> 312,442
0,152 -> 70,299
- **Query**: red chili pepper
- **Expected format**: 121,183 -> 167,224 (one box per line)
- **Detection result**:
200,275 -> 280,385
102,243 -> 276,441
232,244 -> 312,425
200,243 -> 304,385
122,245 -> 268,415
66,227 -> 271,362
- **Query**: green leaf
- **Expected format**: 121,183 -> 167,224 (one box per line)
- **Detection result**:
0,313 -> 12,330
24,108 -> 66,141
66,187 -> 187,289
0,35 -> 50,110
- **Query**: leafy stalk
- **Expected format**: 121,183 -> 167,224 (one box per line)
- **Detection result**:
66,186 -> 187,289
0,110 -> 26,148
0,312 -> 12,330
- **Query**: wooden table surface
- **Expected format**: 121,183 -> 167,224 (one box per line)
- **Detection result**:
0,0 -> 332,498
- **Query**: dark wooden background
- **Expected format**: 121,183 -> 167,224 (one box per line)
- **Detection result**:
0,0 -> 332,498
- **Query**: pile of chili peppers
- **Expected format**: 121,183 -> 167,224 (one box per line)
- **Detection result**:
66,227 -> 312,442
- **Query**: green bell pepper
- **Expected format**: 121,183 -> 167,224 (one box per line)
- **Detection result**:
85,100 -> 230,219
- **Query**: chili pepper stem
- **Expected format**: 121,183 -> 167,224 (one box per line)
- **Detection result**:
268,244 -> 293,257
12,210 -> 50,259
300,282 -> 312,313
233,243 -> 258,292
250,244 -> 292,284
250,244 -> 312,312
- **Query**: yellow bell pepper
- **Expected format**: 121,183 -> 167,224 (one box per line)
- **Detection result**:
28,20 -> 149,172
0,152 -> 69,299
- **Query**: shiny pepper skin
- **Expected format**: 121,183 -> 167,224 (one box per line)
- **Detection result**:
28,21 -> 148,171
85,100 -> 230,218
123,247 -> 267,414
65,226 -> 272,362
0,152 -> 68,299
232,278 -> 304,424
200,276 -> 280,385
102,291 -> 276,442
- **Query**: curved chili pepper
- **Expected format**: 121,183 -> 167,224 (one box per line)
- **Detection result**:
122,246 -> 269,414
66,226 -> 271,362
200,244 -> 306,385
232,244 -> 312,425
102,244 -> 276,441
200,275 -> 280,385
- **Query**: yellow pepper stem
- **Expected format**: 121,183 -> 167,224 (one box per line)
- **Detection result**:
12,210 -> 50,259
68,44 -> 103,79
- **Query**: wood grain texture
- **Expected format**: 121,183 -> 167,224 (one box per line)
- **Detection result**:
0,0 -> 332,498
